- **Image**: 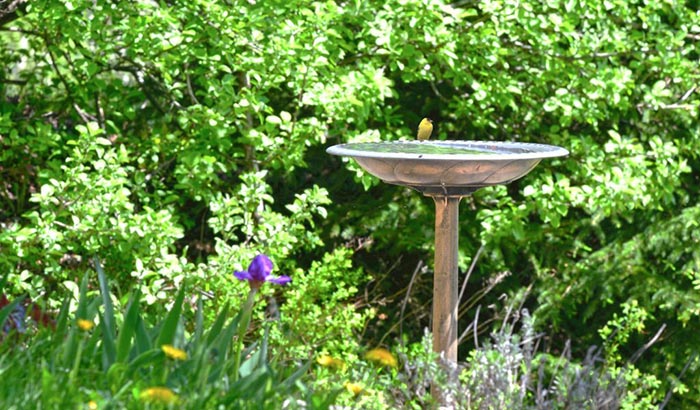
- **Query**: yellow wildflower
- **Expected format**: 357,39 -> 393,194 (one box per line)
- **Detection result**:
87,400 -> 97,410
344,381 -> 364,395
365,347 -> 398,368
77,319 -> 94,331
139,387 -> 178,405
316,354 -> 345,370
161,344 -> 188,361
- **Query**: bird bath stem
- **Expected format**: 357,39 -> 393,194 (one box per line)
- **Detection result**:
327,140 -> 568,394
431,195 -> 461,363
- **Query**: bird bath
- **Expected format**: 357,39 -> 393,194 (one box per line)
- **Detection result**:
327,140 -> 569,364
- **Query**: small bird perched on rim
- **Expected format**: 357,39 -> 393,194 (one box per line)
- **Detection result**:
416,118 -> 433,141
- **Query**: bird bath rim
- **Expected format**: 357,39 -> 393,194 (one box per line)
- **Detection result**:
327,140 -> 569,196
326,140 -> 569,161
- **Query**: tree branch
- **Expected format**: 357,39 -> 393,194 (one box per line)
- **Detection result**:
0,0 -> 28,28
0,78 -> 27,85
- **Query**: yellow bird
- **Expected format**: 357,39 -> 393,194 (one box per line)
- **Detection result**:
416,118 -> 433,141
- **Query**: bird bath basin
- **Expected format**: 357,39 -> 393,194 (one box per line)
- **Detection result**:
327,140 -> 569,365
327,141 -> 568,196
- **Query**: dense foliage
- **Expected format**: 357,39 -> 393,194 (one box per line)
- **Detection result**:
2,0 -> 699,407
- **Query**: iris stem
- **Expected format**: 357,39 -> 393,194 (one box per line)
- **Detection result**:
68,337 -> 85,386
232,287 -> 258,382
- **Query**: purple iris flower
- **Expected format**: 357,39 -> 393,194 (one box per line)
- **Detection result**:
234,254 -> 291,289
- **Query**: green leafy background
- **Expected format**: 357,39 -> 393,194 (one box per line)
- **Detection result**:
1,0 -> 699,406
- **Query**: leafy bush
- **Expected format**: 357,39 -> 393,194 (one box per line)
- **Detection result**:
1,122 -> 189,305
2,0 -> 700,405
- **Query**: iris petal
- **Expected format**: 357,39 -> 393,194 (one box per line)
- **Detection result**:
234,254 -> 290,288
248,254 -> 273,281
234,271 -> 253,281
267,275 -> 291,286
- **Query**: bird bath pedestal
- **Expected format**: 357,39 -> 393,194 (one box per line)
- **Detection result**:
327,141 -> 568,366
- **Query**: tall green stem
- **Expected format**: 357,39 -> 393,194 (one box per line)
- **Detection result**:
232,287 -> 258,382
68,338 -> 85,386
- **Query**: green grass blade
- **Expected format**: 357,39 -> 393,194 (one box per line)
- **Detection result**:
206,313 -> 242,382
134,316 -> 151,354
193,297 -> 204,346
53,295 -> 71,345
116,289 -> 141,363
62,328 -> 79,369
260,324 -> 269,366
99,312 -> 117,370
215,310 -> 241,358
76,273 -> 90,320
280,360 -> 312,391
126,349 -> 163,378
239,349 -> 262,378
94,257 -> 117,367
94,256 -> 115,335
205,302 -> 230,346
221,367 -> 272,404
154,285 -> 185,347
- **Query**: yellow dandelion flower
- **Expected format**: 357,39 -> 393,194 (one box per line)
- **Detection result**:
316,354 -> 345,370
139,387 -> 178,405
77,319 -> 94,331
344,381 -> 364,395
161,344 -> 188,361
87,400 -> 97,410
365,347 -> 398,368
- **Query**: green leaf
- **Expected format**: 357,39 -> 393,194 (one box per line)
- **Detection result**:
95,257 -> 116,367
125,349 -> 163,378
221,367 -> 272,404
116,289 -> 141,363
279,359 -> 312,392
134,316 -> 151,354
193,297 -> 204,346
205,302 -> 230,346
53,295 -> 71,344
154,285 -> 186,347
